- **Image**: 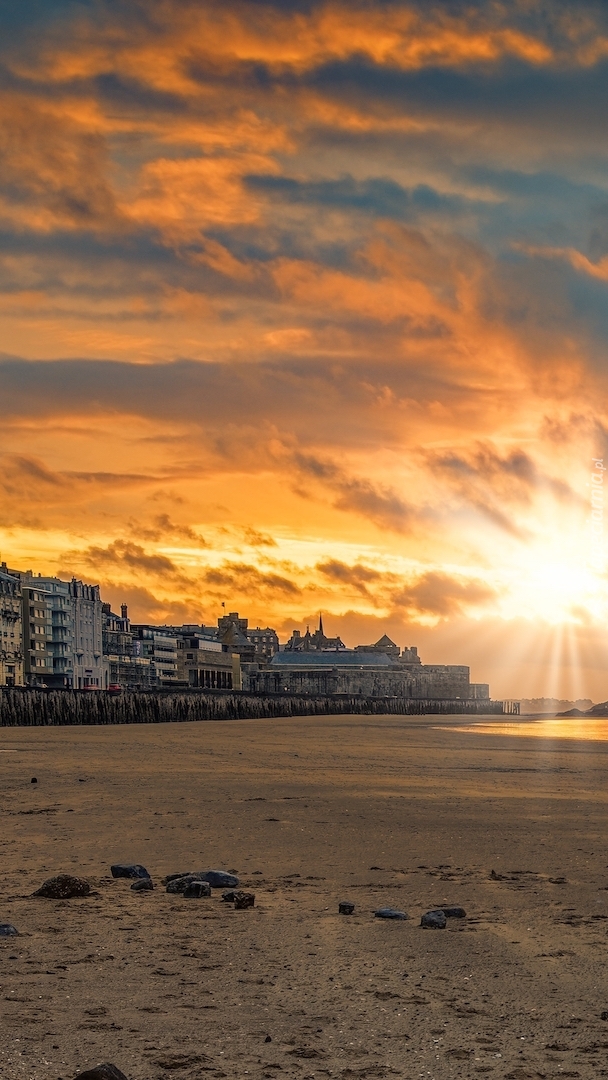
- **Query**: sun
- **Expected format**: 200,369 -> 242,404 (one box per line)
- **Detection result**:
500,541 -> 606,625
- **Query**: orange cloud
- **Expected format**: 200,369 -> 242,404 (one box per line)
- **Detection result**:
13,2 -> 558,90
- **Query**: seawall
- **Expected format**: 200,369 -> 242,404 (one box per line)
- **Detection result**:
0,688 -> 504,726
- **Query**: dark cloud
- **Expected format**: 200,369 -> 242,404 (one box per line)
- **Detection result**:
293,451 -> 416,532
392,571 -> 497,618
78,540 -> 181,576
203,562 -> 301,597
242,527 -> 277,548
129,514 -> 207,546
427,443 -> 578,536
316,559 -> 386,598
245,174 -> 469,220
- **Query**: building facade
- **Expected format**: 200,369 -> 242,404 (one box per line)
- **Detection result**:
131,626 -> 179,685
176,633 -> 240,689
21,585 -> 53,686
216,612 -> 278,664
0,567 -> 24,686
70,580 -> 104,689
247,647 -> 479,700
102,604 -> 153,689
8,571 -> 105,688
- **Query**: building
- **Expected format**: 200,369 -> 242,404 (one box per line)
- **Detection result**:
7,571 -> 105,688
102,604 -> 153,690
283,615 -> 345,653
69,579 -> 104,689
246,626 -> 279,662
246,642 -> 480,701
0,566 -> 24,686
176,631 -> 241,689
216,612 -> 278,664
21,584 -> 53,686
131,625 -> 179,685
17,576 -> 74,688
354,633 -> 401,659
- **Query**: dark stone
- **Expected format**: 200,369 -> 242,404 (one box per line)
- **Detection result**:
221,889 -> 236,902
438,906 -> 466,919
0,924 -> 18,936
200,870 -> 239,888
339,901 -> 355,915
130,877 -> 154,891
265,1035 -> 272,1043
421,910 -> 447,929
166,870 -> 238,892
234,891 -> 255,909
183,880 -> 211,898
602,1011 -> 608,1021
33,874 -> 91,899
73,1065 -> 129,1080
30,777 -> 37,784
110,864 -> 150,880
164,871 -> 192,884
166,873 -> 205,894
374,908 -> 409,920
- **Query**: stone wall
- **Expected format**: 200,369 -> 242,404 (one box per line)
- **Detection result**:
247,663 -> 473,699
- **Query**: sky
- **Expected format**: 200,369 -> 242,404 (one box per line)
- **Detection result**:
2,0 -> 608,700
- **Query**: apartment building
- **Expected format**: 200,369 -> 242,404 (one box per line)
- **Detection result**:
0,567 -> 24,686
21,584 -> 53,686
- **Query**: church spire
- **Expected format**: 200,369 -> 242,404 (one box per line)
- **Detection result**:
319,612 -> 324,635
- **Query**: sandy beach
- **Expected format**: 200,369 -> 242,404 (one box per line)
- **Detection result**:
2,714 -> 608,1080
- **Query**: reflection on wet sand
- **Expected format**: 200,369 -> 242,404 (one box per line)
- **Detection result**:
440,717 -> 608,740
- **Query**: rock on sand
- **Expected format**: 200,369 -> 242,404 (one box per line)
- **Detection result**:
374,908 -> 409,920
421,910 -> 447,929
110,864 -> 150,879
33,875 -> 91,899
73,1065 -> 129,1080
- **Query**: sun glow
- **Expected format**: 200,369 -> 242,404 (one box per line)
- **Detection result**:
503,551 -> 601,624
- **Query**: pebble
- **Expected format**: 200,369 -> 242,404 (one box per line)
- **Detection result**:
0,924 -> 18,936
183,880 -> 212,898
601,1010 -> 608,1021
421,909 -> 447,929
439,905 -> 466,918
339,901 -> 355,915
73,1065 -> 129,1080
234,890 -> 255,909
110,864 -> 150,880
374,908 -> 409,920
33,874 -> 91,899
30,777 -> 37,784
130,878 -> 154,892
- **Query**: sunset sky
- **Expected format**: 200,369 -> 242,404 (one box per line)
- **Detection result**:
2,0 -> 608,700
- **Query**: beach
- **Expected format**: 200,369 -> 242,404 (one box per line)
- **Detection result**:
2,714 -> 608,1080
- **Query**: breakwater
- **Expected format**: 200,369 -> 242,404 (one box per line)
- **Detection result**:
0,688 -> 504,726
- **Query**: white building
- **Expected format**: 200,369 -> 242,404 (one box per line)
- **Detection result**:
9,572 -> 104,688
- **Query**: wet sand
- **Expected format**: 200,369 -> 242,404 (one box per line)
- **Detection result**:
2,713 -> 608,1080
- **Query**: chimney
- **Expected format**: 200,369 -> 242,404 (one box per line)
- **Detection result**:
121,604 -> 128,622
